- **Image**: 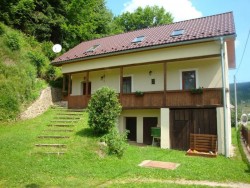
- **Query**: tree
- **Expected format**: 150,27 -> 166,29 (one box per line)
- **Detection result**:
87,87 -> 122,135
0,0 -> 113,50
113,6 -> 174,32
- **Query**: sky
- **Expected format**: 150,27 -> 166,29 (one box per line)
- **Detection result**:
106,0 -> 250,84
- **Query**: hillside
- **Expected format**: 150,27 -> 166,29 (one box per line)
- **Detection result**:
0,23 -> 61,120
230,82 -> 250,105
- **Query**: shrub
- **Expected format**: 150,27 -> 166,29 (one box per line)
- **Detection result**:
0,23 -> 5,36
0,82 -> 20,120
87,87 -> 122,134
5,33 -> 20,51
27,51 -> 47,77
102,128 -> 128,158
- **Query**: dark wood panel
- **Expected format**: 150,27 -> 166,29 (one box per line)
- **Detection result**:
67,88 -> 222,109
170,108 -> 217,151
126,117 -> 137,141
143,117 -> 158,145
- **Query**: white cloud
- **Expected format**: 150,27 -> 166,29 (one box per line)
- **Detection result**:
122,0 -> 203,22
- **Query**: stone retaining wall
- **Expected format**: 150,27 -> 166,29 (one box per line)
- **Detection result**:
20,87 -> 62,120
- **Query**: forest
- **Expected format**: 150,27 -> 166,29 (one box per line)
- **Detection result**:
0,0 -> 173,120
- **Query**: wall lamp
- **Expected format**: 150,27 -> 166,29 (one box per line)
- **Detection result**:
149,70 -> 152,76
101,74 -> 105,81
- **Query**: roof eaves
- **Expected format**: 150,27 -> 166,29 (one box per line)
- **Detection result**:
51,33 -> 235,67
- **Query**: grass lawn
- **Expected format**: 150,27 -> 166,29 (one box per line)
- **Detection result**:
0,108 -> 249,187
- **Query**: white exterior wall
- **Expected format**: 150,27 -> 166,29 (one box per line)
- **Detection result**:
70,58 -> 223,95
160,108 -> 170,149
119,109 -> 160,143
62,41 -> 220,73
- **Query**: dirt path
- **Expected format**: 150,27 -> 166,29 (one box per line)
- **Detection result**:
100,178 -> 250,188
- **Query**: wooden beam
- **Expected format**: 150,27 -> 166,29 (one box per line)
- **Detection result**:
68,74 -> 71,96
63,74 -> 66,92
120,67 -> 123,100
85,71 -> 89,95
163,62 -> 167,107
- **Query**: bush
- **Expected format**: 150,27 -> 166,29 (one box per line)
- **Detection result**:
102,128 -> 128,158
87,87 -> 122,134
0,23 -> 5,36
27,51 -> 47,77
0,82 -> 20,120
5,33 -> 20,51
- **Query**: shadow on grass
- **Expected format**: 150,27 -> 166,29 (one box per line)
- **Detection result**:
26,183 -> 40,188
76,128 -> 102,138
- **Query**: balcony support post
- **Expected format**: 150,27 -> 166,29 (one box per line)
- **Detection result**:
163,62 -> 167,107
120,67 -> 123,101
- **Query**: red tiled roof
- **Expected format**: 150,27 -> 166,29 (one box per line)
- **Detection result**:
52,12 -> 235,65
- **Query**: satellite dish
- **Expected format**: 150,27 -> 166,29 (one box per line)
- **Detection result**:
52,44 -> 62,53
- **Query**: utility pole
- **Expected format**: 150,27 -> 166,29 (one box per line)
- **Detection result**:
234,75 -> 238,130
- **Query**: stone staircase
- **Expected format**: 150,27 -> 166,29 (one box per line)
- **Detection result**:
35,105 -> 84,155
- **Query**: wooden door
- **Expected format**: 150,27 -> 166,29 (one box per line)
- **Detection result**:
143,117 -> 158,145
170,108 -> 217,151
126,117 -> 137,141
170,109 -> 190,150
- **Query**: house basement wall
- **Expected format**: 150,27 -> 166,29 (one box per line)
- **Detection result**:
119,109 -> 160,144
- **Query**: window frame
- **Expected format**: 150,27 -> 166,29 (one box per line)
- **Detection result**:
179,69 -> 198,90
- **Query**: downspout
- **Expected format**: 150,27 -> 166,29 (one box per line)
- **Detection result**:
220,37 -> 229,157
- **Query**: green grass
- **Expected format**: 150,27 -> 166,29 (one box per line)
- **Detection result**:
0,109 -> 250,187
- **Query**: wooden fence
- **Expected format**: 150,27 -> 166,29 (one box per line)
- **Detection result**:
241,126 -> 250,148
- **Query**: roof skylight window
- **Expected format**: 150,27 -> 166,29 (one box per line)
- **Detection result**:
86,44 -> 100,52
171,29 -> 185,36
132,36 -> 145,43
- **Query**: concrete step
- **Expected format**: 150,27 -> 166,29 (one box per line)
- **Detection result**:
38,135 -> 70,139
35,144 -> 66,148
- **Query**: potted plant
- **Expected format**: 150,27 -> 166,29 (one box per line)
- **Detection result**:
135,91 -> 144,96
190,87 -> 203,94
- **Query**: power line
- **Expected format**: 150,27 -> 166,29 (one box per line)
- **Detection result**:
235,29 -> 250,75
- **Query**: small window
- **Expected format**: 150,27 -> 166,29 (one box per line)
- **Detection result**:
86,44 -> 100,52
132,36 -> 145,43
182,71 -> 196,90
123,76 -> 132,93
171,29 -> 184,36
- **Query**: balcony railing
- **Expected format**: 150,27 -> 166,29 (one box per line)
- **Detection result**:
67,88 -> 223,109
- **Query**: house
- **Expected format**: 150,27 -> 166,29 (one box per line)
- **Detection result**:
52,12 -> 236,157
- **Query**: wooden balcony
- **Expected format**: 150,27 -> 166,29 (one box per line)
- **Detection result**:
67,88 -> 223,109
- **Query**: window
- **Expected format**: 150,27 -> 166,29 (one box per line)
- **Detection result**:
182,71 -> 196,90
171,29 -> 185,36
123,76 -> 132,93
82,82 -> 91,95
132,36 -> 145,43
86,44 -> 100,52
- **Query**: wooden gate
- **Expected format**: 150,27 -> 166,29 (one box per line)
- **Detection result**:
170,108 -> 217,150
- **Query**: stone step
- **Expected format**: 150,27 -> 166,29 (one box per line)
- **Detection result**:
56,113 -> 83,116
51,119 -> 79,122
54,116 -> 81,119
44,152 -> 65,155
38,135 -> 70,139
48,124 -> 75,127
43,129 -> 74,132
35,144 -> 66,148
